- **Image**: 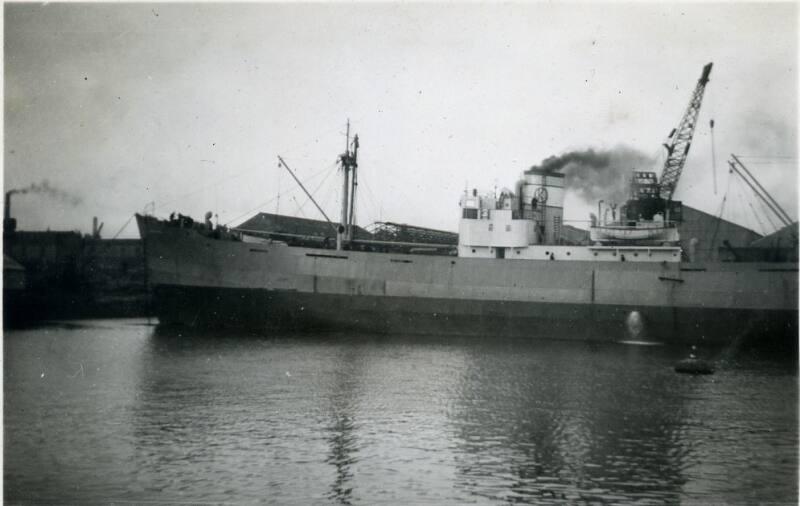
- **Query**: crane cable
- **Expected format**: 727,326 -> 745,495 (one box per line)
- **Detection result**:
710,119 -> 717,195
754,188 -> 779,234
728,161 -> 785,235
737,177 -> 769,235
708,168 -> 734,259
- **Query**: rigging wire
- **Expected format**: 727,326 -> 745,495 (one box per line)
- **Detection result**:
729,157 -> 794,231
748,203 -> 768,236
353,171 -> 376,227
275,124 -> 349,161
319,169 -> 339,224
743,182 -> 769,236
112,214 -> 135,239
275,159 -> 281,215
223,195 -> 281,227
158,126 -> 347,219
735,155 -> 798,160
291,196 -> 306,218
222,161 -> 334,227
709,119 -> 717,195
734,174 -> 768,235
708,168 -> 733,259
295,162 -> 338,217
731,175 -> 754,233
154,163 -> 263,213
756,193 -> 779,234
707,85 -> 717,197
358,176 -> 383,226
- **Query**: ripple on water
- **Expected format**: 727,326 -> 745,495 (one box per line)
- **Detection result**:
3,321 -> 797,504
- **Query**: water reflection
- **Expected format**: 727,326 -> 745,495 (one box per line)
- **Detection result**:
450,339 -> 695,503
5,320 -> 797,504
323,342 -> 363,504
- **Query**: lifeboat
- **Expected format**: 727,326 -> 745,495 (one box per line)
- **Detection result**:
589,220 -> 679,244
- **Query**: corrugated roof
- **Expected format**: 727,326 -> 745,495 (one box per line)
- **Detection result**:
236,213 -> 372,239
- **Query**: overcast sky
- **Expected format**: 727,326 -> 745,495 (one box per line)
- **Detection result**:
5,2 -> 797,238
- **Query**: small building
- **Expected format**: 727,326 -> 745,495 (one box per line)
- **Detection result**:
3,231 -> 147,321
81,238 -> 145,291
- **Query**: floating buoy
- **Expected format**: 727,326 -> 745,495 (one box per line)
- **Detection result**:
675,345 -> 714,374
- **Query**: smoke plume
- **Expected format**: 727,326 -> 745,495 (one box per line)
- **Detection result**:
528,146 -> 656,203
7,179 -> 82,206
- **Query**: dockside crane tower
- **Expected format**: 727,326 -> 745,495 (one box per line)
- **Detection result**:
625,62 -> 713,223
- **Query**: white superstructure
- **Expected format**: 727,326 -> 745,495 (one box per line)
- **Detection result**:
457,170 -> 682,263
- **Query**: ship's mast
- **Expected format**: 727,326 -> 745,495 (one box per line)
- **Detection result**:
348,134 -> 359,239
338,120 -> 359,250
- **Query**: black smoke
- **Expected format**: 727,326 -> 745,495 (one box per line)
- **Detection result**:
528,147 -> 656,203
7,179 -> 82,205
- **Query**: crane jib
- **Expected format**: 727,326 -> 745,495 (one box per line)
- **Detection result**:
657,62 -> 713,201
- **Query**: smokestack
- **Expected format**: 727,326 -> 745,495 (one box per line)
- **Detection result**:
526,147 -> 655,204
4,191 -> 17,234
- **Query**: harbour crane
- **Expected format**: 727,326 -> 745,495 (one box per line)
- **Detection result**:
658,62 -> 713,201
624,63 -> 713,223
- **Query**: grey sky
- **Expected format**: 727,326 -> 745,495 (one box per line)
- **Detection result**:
5,2 -> 797,238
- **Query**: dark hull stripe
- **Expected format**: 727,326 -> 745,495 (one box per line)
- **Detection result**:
152,284 -> 797,345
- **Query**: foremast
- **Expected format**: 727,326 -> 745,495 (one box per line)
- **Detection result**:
338,121 -> 359,250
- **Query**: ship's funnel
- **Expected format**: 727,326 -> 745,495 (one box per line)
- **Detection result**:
521,168 -> 565,244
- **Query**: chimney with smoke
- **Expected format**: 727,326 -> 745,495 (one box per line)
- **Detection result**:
4,180 -> 83,234
526,147 -> 655,204
4,191 -> 17,234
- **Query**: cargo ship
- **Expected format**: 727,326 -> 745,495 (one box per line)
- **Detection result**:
136,63 -> 798,345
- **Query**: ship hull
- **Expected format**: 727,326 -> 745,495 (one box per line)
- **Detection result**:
137,215 -> 798,346
151,284 -> 795,345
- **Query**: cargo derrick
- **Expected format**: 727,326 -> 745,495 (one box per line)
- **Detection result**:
624,63 -> 713,224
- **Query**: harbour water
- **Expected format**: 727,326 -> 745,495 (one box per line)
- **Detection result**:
4,319 -> 797,504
